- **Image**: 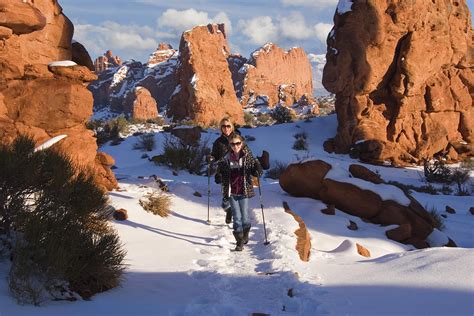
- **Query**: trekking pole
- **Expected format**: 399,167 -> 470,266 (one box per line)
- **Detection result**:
257,177 -> 270,245
207,160 -> 211,224
206,155 -> 215,224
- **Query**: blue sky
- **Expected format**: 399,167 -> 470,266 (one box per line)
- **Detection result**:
60,0 -> 474,63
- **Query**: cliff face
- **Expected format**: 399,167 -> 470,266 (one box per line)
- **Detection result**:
0,0 -> 116,191
238,43 -> 314,108
168,24 -> 244,126
323,0 -> 473,165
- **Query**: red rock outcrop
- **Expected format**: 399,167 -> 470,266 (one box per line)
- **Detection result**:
236,43 -> 313,108
94,50 -> 122,73
279,160 -> 447,248
323,0 -> 473,165
148,43 -> 174,64
0,0 -> 116,191
123,87 -> 158,120
168,24 -> 244,126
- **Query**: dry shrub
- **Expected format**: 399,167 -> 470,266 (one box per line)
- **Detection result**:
271,105 -> 296,124
265,161 -> 288,180
152,135 -> 210,175
426,206 -> 445,231
133,133 -> 156,151
140,191 -> 171,217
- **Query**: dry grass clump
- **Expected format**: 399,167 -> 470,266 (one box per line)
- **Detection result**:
139,191 -> 172,217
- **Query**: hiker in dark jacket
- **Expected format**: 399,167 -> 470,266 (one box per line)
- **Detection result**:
210,117 -> 240,224
217,132 -> 263,251
211,117 -> 239,164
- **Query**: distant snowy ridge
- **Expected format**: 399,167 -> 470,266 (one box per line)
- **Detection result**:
308,53 -> 329,96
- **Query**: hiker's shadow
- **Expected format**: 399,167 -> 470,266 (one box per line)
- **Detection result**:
117,219 -> 220,248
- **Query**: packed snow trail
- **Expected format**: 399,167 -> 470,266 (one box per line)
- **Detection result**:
162,179 -> 326,315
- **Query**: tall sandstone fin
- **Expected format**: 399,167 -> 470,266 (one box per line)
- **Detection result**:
168,23 -> 244,126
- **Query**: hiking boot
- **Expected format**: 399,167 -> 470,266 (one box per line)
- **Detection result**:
233,231 -> 244,251
225,209 -> 232,224
242,227 -> 250,245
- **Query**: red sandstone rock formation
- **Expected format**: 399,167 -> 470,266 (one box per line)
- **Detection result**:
0,0 -> 116,191
148,43 -> 174,64
94,50 -> 122,73
236,43 -> 314,108
279,160 -> 448,248
123,87 -> 158,120
323,0 -> 473,165
168,24 -> 244,126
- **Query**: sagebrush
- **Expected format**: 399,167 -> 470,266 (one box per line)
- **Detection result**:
271,105 -> 296,124
265,161 -> 288,180
152,135 -> 210,175
426,206 -> 445,231
87,117 -> 128,146
133,133 -> 156,151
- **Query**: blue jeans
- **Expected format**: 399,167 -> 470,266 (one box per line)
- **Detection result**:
229,195 -> 250,233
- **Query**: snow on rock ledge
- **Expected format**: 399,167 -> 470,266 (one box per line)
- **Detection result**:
279,159 -> 448,249
48,60 -> 77,67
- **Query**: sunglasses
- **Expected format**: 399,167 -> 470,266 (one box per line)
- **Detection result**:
230,141 -> 242,146
221,125 -> 232,128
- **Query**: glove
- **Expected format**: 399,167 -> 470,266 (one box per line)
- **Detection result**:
206,155 -> 215,164
214,172 -> 222,184
221,197 -> 231,211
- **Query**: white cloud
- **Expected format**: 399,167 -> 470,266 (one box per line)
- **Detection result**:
74,21 -> 159,59
314,22 -> 333,44
158,8 -> 233,34
281,0 -> 338,7
237,16 -> 278,45
238,13 -> 332,46
278,12 -> 313,40
213,12 -> 233,33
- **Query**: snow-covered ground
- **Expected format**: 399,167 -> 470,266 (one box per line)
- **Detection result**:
1,115 -> 473,315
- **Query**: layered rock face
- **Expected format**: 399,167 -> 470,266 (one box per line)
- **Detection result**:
0,0 -> 116,191
323,0 -> 473,165
168,24 -> 244,126
237,43 -> 314,108
279,160 -> 450,248
89,46 -> 177,119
